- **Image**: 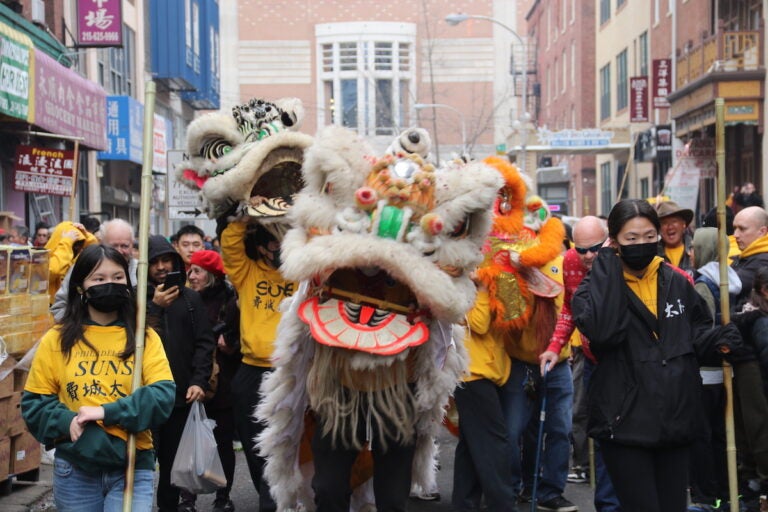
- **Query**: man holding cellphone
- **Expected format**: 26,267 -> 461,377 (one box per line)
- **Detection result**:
147,234 -> 215,512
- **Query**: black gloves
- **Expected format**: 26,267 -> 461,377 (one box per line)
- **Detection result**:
716,322 -> 756,364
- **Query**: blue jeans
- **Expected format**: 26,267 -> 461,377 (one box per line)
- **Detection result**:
503,360 -> 573,502
53,457 -> 154,512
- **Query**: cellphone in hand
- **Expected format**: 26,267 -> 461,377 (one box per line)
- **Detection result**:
164,271 -> 186,291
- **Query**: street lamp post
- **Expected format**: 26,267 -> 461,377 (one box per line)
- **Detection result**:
445,12 -> 529,174
414,103 -> 468,159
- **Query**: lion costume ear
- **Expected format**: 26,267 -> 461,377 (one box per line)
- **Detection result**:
274,97 -> 304,129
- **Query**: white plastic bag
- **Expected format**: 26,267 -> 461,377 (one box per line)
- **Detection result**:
170,401 -> 226,493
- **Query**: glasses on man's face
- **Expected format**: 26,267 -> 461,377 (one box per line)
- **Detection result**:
574,241 -> 604,255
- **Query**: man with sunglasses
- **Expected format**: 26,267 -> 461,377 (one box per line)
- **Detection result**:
539,216 -> 622,512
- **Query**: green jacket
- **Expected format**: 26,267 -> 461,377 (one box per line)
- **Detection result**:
22,380 -> 175,474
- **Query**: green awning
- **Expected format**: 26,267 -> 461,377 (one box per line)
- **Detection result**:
0,3 -> 72,67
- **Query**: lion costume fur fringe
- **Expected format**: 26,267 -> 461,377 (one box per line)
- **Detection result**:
255,125 -> 502,511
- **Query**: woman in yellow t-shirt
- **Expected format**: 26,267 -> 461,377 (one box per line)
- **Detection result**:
22,244 -> 175,512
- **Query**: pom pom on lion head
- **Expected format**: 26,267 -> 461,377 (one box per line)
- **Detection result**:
175,97 -> 314,225
385,126 -> 432,161
280,125 -> 503,355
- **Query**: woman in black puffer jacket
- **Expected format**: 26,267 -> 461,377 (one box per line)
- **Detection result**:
572,199 -> 744,512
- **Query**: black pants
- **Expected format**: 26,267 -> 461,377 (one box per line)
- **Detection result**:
311,407 -> 416,512
601,441 -> 689,512
689,382 -> 727,504
208,405 -> 237,500
231,364 -> 276,512
570,347 -> 589,470
155,404 -> 191,512
452,379 -> 519,512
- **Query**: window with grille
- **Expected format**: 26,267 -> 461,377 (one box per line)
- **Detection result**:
616,49 -> 628,111
639,32 -> 648,76
600,161 -> 613,213
600,63 -> 611,120
600,0 -> 611,24
319,36 -> 414,137
98,25 -> 135,96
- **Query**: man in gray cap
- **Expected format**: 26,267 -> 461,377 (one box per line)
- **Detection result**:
656,200 -> 695,274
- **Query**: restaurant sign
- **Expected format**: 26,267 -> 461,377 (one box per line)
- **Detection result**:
13,145 -> 75,196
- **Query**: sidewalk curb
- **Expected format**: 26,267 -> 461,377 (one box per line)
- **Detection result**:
0,462 -> 53,511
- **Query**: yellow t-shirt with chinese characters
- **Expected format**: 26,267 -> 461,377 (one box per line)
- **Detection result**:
25,324 -> 173,450
221,221 -> 297,367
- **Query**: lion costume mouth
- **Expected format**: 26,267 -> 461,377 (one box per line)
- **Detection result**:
243,148 -> 305,219
299,268 -> 430,356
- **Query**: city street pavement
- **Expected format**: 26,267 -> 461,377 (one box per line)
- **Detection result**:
14,428 -> 598,512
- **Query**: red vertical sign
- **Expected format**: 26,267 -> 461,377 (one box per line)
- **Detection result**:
630,76 -> 649,122
652,59 -> 671,108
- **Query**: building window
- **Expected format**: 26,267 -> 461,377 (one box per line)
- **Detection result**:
639,32 -> 649,76
571,42 -> 576,85
210,25 -> 220,92
600,0 -> 611,24
601,161 -> 613,213
547,65 -> 552,105
616,49 -> 628,111
98,25 -> 135,96
554,57 -> 559,98
318,28 -> 414,137
600,63 -> 611,120
562,50 -> 567,93
640,177 -> 649,198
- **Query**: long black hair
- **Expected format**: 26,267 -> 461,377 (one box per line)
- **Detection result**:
59,244 -> 137,360
607,199 -> 661,240
750,266 -> 768,313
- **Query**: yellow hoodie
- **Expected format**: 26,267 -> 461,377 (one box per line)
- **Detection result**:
462,290 -> 512,386
738,233 -> 768,260
623,256 -> 664,318
44,221 -> 98,304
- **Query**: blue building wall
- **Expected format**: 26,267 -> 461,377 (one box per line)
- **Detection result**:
181,0 -> 220,109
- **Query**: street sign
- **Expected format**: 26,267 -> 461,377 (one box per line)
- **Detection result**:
166,150 -> 205,220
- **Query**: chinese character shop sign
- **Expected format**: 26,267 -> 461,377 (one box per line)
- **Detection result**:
630,76 -> 649,123
32,49 -> 107,150
77,0 -> 123,47
13,146 -> 75,196
99,96 -> 143,164
652,59 -> 671,109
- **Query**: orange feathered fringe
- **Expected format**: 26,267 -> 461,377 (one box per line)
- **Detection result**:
482,156 -> 527,235
474,156 -> 566,331
519,217 -> 565,267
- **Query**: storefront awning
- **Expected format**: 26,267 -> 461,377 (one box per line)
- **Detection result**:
30,49 -> 107,150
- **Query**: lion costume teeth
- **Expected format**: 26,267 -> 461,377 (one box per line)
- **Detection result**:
256,125 -> 503,510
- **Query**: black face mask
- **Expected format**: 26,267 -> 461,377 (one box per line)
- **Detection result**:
84,283 -> 132,313
618,242 -> 658,271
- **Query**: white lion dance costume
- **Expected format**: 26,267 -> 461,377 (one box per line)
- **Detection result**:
256,125 -> 502,511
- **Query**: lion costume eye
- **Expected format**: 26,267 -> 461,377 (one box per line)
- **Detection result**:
201,139 -> 233,160
449,216 -> 471,238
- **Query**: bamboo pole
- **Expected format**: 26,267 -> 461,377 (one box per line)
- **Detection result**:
715,97 -> 739,512
123,80 -> 156,511
68,140 -> 80,221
